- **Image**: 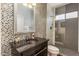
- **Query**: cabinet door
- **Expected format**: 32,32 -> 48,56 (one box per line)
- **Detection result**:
36,47 -> 47,56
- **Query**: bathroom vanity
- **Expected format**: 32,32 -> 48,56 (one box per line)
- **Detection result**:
10,37 -> 49,56
12,3 -> 48,56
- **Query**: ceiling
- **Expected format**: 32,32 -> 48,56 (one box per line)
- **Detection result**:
47,3 -> 68,8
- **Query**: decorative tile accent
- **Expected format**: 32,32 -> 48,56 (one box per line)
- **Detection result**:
1,3 -> 14,56
0,3 -> 1,56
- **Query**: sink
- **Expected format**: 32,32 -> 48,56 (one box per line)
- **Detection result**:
16,42 -> 35,53
16,39 -> 38,53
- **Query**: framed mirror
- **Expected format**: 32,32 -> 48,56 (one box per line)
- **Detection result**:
14,3 -> 35,34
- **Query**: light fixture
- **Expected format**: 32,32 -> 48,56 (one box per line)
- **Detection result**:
23,3 -> 36,8
28,4 -> 32,8
32,3 -> 36,6
23,3 -> 28,6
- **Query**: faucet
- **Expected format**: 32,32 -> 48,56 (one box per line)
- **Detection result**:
25,36 -> 29,41
23,35 -> 29,41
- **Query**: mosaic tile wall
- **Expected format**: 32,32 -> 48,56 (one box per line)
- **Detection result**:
1,3 -> 14,56
1,3 -> 47,56
0,3 -> 1,55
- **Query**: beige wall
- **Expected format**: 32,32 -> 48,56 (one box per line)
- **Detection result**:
35,3 -> 47,38
46,4 -> 55,45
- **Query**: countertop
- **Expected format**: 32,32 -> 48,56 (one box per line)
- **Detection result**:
16,37 -> 49,53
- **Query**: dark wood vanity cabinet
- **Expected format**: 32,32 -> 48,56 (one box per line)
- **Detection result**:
22,41 -> 48,56
10,38 -> 48,56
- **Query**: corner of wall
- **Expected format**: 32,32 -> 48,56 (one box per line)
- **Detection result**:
78,4 -> 79,52
0,3 -> 1,56
46,4 -> 55,45
78,16 -> 79,52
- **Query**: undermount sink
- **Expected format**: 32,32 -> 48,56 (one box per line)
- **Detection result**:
16,41 -> 36,53
16,39 -> 38,53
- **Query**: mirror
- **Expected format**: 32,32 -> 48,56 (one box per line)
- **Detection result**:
14,3 -> 35,34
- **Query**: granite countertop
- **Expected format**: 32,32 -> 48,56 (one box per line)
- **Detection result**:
16,37 -> 49,53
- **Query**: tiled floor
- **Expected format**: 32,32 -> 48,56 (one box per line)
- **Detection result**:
57,46 -> 79,56
55,42 -> 79,56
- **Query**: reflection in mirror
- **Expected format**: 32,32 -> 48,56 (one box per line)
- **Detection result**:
14,3 -> 35,34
